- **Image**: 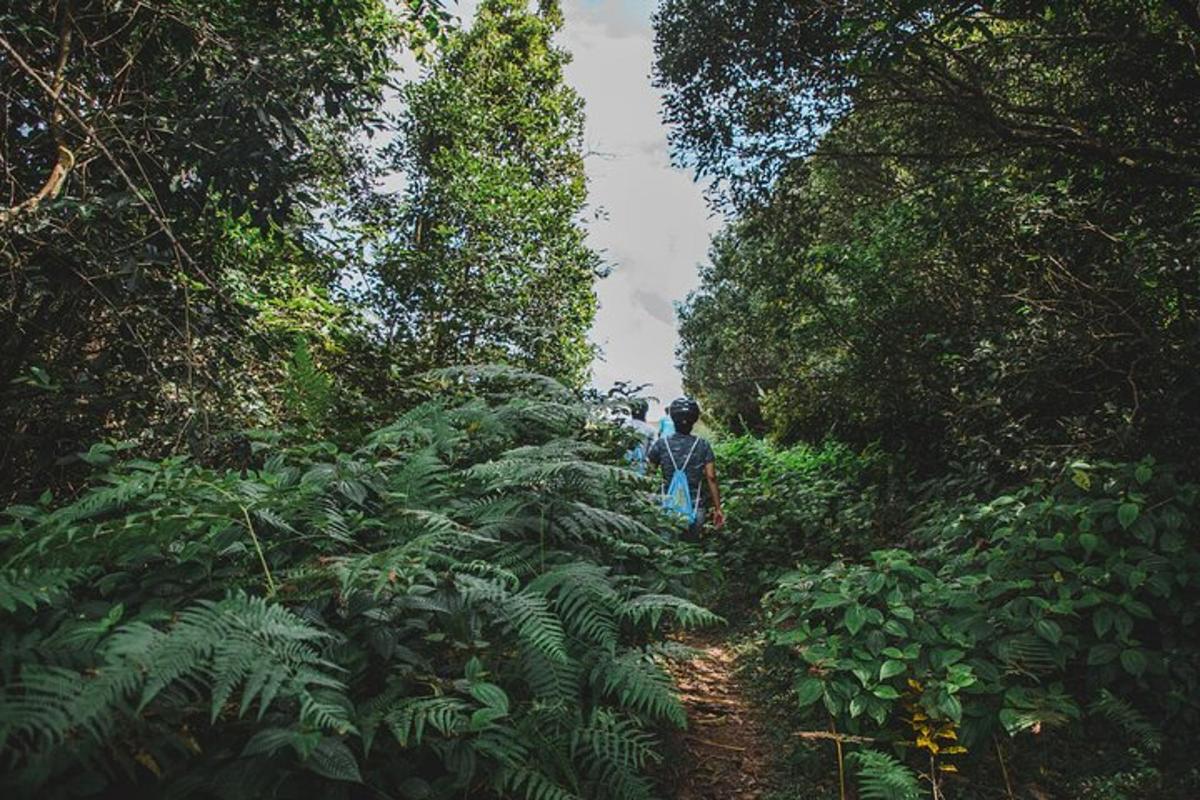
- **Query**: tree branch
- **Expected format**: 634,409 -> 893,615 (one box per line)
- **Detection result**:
1,1 -> 75,224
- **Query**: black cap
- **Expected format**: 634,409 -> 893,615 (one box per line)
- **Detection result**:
668,397 -> 700,427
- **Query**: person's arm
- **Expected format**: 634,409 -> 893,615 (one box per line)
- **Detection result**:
703,461 -> 725,528
646,438 -> 662,476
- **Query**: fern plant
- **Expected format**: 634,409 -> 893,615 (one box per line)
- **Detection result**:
0,367 -> 720,799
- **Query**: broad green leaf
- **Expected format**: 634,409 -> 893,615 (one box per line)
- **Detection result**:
1120,648 -> 1147,677
844,604 -> 868,636
795,677 -> 825,707
1034,619 -> 1062,645
879,660 -> 906,680
469,682 -> 509,714
937,694 -> 963,722
1117,502 -> 1140,530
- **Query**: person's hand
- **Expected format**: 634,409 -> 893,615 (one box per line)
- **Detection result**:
711,508 -> 726,529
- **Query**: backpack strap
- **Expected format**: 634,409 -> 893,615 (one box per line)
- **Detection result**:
663,434 -> 700,473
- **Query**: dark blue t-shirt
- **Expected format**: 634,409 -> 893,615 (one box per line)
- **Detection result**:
647,434 -> 715,504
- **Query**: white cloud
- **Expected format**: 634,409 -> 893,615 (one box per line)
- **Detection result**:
559,0 -> 720,409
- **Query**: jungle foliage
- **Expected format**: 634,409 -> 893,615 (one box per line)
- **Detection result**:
707,440 -> 1200,798
0,369 -> 720,799
1,0 -> 599,503
658,0 -> 1200,473
655,1 -> 1200,796
353,0 -> 601,386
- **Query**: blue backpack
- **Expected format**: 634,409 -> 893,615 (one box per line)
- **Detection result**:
660,436 -> 701,525
626,441 -> 648,475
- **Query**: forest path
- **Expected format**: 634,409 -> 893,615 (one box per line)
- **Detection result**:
664,634 -> 777,800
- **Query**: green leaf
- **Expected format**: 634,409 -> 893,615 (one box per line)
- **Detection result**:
469,682 -> 509,714
468,707 -> 507,731
937,694 -> 963,723
849,693 -> 868,718
872,685 -> 900,700
1034,619 -> 1062,645
795,677 -> 825,707
1120,648 -> 1147,677
1078,533 -> 1099,555
1093,607 -> 1114,638
1087,644 -> 1120,665
305,738 -> 362,783
812,592 -> 849,610
879,659 -> 906,680
1118,502 -> 1140,530
1134,464 -> 1153,485
844,604 -> 868,636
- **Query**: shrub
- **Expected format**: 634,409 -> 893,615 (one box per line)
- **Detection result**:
709,437 -> 899,604
763,458 -> 1200,794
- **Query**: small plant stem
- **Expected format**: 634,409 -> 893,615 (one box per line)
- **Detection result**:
830,713 -> 847,800
995,735 -> 1015,800
240,504 -> 276,597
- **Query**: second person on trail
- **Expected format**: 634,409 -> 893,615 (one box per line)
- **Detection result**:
647,397 -> 725,541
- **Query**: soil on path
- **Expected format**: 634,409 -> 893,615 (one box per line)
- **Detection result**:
664,635 -> 776,800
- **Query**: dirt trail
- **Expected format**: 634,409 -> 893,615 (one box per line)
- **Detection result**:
665,635 -> 775,800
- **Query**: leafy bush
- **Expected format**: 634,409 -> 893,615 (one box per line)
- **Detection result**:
0,371 -> 719,799
708,437 -> 899,604
763,458 -> 1200,794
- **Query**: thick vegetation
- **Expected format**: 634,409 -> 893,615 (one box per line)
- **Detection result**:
660,0 -> 1200,474
0,369 -> 719,798
656,1 -> 1200,796
709,441 -> 1200,797
6,1 -> 1200,798
1,0 -> 599,503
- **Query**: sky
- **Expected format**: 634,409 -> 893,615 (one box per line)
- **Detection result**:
391,1 -> 720,408
556,0 -> 721,408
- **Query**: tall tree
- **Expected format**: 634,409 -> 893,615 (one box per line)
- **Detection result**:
365,0 -> 601,387
658,1 -> 1200,472
1,1 -> 447,499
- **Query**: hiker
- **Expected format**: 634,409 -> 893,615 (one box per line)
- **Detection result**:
647,397 -> 725,540
622,398 -> 658,474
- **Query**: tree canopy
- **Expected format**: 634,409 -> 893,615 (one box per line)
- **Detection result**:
359,0 -> 601,387
657,0 -> 1200,473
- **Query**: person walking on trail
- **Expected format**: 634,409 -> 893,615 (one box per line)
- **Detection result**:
622,398 -> 658,475
647,397 -> 725,540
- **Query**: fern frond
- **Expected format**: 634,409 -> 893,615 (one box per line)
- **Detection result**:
0,567 -> 94,613
571,709 -> 660,772
591,650 -> 686,728
528,562 -> 620,650
458,575 -> 568,663
993,632 -> 1061,675
386,696 -> 470,746
848,750 -> 922,800
620,594 -> 724,631
497,766 -> 582,800
1091,689 -> 1163,753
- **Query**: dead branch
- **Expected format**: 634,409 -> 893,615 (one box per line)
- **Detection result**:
1,1 -> 76,224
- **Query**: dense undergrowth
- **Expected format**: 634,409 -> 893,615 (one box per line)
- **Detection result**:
0,371 -> 720,799
712,438 -> 1200,799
